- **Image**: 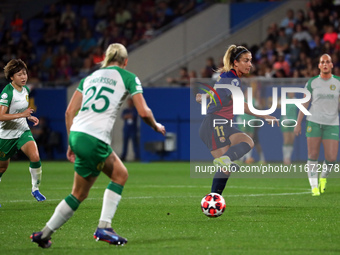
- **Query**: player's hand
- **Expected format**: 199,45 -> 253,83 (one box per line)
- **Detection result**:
67,145 -> 76,163
294,125 -> 301,136
196,93 -> 202,103
22,108 -> 34,117
27,116 -> 39,126
265,115 -> 280,126
154,123 -> 166,136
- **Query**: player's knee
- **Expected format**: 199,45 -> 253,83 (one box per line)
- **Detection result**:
29,153 -> 40,163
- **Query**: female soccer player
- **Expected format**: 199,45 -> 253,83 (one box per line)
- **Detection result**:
0,59 -> 46,202
196,45 -> 277,195
31,43 -> 166,248
281,92 -> 298,165
294,54 -> 340,196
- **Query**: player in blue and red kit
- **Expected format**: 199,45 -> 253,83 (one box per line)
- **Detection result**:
196,45 -> 278,195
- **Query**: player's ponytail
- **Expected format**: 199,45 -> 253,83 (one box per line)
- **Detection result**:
101,43 -> 128,68
218,45 -> 250,73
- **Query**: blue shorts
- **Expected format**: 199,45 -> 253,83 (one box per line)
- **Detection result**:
199,114 -> 242,151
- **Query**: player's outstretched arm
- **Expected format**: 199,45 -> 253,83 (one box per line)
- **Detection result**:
132,93 -> 166,135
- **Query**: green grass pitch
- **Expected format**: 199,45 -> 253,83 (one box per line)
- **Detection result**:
1,161 -> 340,255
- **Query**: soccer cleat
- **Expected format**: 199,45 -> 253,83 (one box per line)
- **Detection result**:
213,156 -> 239,172
93,227 -> 127,245
32,190 -> 46,202
30,232 -> 52,248
319,178 -> 327,193
312,187 -> 320,196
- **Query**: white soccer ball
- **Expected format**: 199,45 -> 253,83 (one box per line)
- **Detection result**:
201,193 -> 226,217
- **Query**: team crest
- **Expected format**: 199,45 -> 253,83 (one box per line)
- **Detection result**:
96,162 -> 105,171
219,137 -> 226,143
231,79 -> 239,87
330,84 -> 336,90
0,151 -> 6,157
26,95 -> 29,102
307,126 -> 312,133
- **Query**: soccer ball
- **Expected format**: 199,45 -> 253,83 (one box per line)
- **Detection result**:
201,193 -> 226,217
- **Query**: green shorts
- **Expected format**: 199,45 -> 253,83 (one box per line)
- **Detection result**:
306,121 -> 339,140
0,130 -> 35,161
69,131 -> 113,178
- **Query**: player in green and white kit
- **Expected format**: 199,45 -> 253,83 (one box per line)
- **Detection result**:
0,59 -> 46,202
295,54 -> 340,196
31,43 -> 166,248
281,92 -> 298,165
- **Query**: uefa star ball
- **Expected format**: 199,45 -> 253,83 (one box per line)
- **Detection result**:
201,193 -> 226,217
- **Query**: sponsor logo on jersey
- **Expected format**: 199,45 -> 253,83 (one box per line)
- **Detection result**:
136,85 -> 143,91
26,95 -> 29,102
231,79 -> 239,87
307,126 -> 312,133
330,84 -> 336,90
0,151 -> 6,158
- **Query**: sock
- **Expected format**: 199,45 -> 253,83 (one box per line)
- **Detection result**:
45,195 -> 80,234
307,159 -> 318,189
244,151 -> 252,160
225,142 -> 252,161
211,170 -> 230,195
0,172 -> 3,182
321,160 -> 336,178
29,161 -> 42,191
283,145 -> 293,161
98,182 -> 123,228
259,151 -> 265,162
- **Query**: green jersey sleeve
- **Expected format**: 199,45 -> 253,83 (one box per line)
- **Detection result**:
0,84 -> 14,108
77,78 -> 85,93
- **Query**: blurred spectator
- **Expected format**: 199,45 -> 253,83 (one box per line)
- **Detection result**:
280,9 -> 296,36
276,27 -> 290,53
92,46 -> 104,65
63,30 -> 79,53
59,17 -> 76,42
78,57 -> 93,79
323,25 -> 338,45
78,17 -> 91,40
203,57 -> 217,78
10,12 -> 23,32
94,0 -> 111,19
55,45 -> 70,69
292,23 -> 313,42
167,67 -> 190,86
69,49 -> 83,77
143,22 -> 155,41
60,3 -> 77,25
43,3 -> 60,32
295,9 -> 306,25
273,53 -> 290,76
115,7 -> 132,25
0,30 -> 16,52
78,29 -> 97,57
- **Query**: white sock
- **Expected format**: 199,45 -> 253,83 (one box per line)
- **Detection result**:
282,145 -> 291,161
46,200 -> 74,231
244,151 -> 252,160
99,189 -> 121,227
320,161 -> 331,178
307,160 -> 318,189
259,151 -> 265,162
29,167 -> 42,191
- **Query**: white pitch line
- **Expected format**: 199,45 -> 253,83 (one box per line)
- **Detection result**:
0,192 -> 310,203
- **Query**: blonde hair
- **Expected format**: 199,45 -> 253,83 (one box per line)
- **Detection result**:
101,43 -> 128,68
218,45 -> 250,73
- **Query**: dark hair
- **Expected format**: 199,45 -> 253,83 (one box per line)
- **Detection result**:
4,59 -> 28,79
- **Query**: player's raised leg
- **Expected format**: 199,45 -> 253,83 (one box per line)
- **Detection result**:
31,172 -> 97,248
94,152 -> 128,245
